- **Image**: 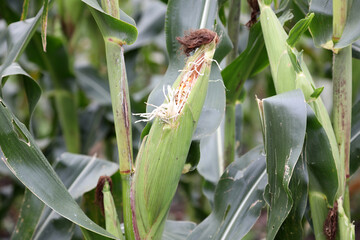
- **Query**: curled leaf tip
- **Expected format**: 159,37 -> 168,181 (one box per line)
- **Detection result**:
176,29 -> 219,56
95,175 -> 112,215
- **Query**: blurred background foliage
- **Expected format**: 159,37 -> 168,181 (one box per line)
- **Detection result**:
0,0 -> 360,239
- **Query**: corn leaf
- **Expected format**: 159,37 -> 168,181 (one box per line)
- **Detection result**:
81,0 -> 138,44
0,99 -> 117,239
259,90 -> 307,240
287,13 -> 314,47
308,0 -> 333,49
187,145 -> 267,240
0,8 -> 42,75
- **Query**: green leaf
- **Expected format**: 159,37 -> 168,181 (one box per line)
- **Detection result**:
81,0 -> 138,45
11,189 -> 44,240
146,0 -> 229,139
0,63 -> 41,125
0,99 -> 116,239
222,22 -> 267,103
17,153 -> 119,240
308,0 -> 333,49
287,13 -> 314,47
350,100 -> 360,175
162,221 -> 196,240
335,0 -> 360,48
260,90 -> 307,240
0,7 -> 42,75
306,107 -> 338,240
310,86 -> 324,99
275,151 -> 308,239
187,145 -> 267,240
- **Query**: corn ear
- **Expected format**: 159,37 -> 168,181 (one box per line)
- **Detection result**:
102,180 -> 123,240
131,39 -> 217,240
258,1 -> 342,239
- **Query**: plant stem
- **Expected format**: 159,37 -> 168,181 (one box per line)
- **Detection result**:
224,0 -> 241,165
100,1 -> 134,238
121,174 -> 135,240
105,41 -> 134,239
333,46 -> 352,216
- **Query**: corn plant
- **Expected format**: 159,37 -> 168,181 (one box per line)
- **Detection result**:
0,0 -> 360,239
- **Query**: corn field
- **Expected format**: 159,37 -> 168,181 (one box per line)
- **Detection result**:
0,0 -> 360,239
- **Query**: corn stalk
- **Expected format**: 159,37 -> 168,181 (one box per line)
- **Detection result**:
332,0 -> 354,237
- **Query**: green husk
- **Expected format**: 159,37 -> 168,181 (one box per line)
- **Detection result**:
103,181 -> 123,240
131,38 -> 217,240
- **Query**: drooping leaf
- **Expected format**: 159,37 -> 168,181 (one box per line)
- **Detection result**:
0,7 -> 42,75
259,90 -> 307,240
0,99 -> 116,239
18,153 -> 118,240
187,145 -> 267,240
81,0 -> 138,45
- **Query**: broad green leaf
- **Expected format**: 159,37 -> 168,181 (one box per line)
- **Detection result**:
146,0 -> 231,139
187,145 -> 267,240
275,151 -> 308,239
287,13 -> 314,47
162,221 -> 196,240
260,90 -> 307,240
0,99 -> 116,239
0,7 -> 42,75
308,0 -> 333,49
335,0 -> 360,48
81,0 -> 138,45
18,153 -> 119,240
350,100 -> 360,175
